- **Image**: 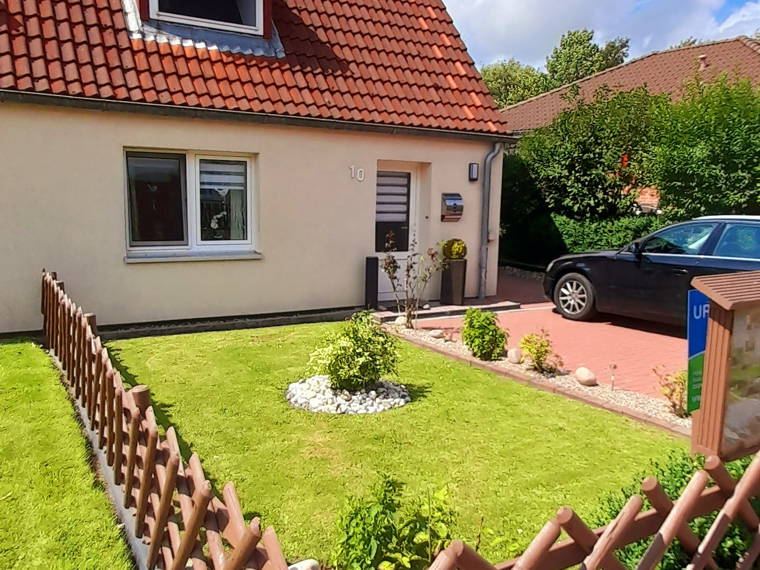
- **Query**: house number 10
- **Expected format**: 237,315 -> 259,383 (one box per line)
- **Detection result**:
350,166 -> 366,182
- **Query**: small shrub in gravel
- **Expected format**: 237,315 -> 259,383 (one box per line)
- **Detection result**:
309,311 -> 399,392
462,308 -> 507,361
654,367 -> 688,418
519,329 -> 562,373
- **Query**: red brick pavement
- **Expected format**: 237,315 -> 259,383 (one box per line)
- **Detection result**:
418,271 -> 686,397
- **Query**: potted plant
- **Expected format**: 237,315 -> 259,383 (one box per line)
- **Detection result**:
440,238 -> 467,305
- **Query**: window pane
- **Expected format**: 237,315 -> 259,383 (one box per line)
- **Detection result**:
642,223 -> 716,255
127,153 -> 187,246
199,159 -> 248,242
714,224 -> 760,259
158,0 -> 254,25
376,171 -> 411,252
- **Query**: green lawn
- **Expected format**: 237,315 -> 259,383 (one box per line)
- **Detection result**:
108,323 -> 684,563
0,340 -> 132,569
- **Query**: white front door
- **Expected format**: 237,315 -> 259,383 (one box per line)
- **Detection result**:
375,169 -> 415,303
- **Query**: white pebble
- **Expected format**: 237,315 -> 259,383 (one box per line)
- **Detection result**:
285,376 -> 411,415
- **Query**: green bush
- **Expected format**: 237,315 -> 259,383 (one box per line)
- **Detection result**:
442,238 -> 467,260
590,450 -> 757,568
552,214 -> 669,253
519,330 -> 561,373
462,308 -> 507,361
644,75 -> 760,219
309,311 -> 399,392
332,476 -> 455,570
518,87 -> 667,219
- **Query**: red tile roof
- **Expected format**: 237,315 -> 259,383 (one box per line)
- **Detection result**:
502,37 -> 760,133
0,0 -> 509,137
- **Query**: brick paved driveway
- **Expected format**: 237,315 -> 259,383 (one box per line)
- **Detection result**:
417,270 -> 686,397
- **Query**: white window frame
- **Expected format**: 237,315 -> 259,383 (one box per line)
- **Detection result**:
125,149 -> 257,261
149,0 -> 265,36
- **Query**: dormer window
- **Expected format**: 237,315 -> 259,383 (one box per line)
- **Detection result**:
149,0 -> 266,35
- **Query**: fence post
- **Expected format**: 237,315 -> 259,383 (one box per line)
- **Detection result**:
171,480 -> 213,570
106,371 -> 116,466
124,415 -> 140,509
88,338 -> 102,428
98,362 -> 111,449
113,390 -> 124,484
41,273 -> 47,345
223,519 -> 262,570
55,286 -> 64,357
64,301 -> 73,375
135,423 -> 158,538
148,451 -> 180,568
124,386 -> 151,509
73,309 -> 83,397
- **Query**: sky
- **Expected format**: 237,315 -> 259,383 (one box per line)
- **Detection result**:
445,0 -> 760,68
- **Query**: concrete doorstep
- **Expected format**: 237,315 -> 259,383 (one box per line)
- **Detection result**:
375,299 -> 521,323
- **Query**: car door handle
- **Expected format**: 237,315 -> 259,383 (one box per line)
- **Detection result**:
672,268 -> 689,275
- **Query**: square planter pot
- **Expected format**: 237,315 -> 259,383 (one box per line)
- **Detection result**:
440,259 -> 467,305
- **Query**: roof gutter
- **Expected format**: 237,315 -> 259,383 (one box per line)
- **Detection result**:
0,90 -> 516,144
478,141 -> 503,300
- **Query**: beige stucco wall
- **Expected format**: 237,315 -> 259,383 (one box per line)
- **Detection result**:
0,102 -> 502,333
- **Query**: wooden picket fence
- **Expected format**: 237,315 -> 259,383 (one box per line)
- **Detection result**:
431,449 -> 760,569
41,271 -> 289,570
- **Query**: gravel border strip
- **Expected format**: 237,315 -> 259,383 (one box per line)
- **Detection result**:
389,326 -> 690,438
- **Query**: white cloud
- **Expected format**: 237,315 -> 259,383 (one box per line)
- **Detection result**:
444,0 -> 759,68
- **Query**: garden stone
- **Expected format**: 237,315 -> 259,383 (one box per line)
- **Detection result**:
428,329 -> 445,339
288,560 -> 320,570
394,316 -> 407,326
575,366 -> 597,387
286,375 -> 411,415
507,348 -> 522,364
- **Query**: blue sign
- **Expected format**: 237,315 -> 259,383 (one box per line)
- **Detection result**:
687,289 -> 710,412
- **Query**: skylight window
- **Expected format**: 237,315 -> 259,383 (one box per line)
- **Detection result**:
150,0 -> 265,35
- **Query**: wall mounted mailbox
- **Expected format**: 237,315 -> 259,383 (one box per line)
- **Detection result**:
691,270 -> 760,461
441,193 -> 463,222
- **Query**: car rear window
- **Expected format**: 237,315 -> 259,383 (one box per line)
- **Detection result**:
713,224 -> 760,260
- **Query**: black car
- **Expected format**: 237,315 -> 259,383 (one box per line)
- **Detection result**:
543,216 -> 760,326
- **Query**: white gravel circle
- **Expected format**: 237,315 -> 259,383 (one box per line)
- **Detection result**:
286,375 -> 411,414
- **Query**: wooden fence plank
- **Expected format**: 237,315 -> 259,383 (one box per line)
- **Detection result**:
171,481 -> 213,570
148,451 -> 179,568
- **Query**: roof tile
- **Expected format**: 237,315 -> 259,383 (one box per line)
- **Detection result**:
0,0 -> 508,135
503,37 -> 760,132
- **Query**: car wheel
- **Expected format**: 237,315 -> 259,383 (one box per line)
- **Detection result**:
553,273 -> 597,321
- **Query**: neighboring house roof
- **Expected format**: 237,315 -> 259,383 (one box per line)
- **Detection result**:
0,0 -> 510,138
502,36 -> 760,133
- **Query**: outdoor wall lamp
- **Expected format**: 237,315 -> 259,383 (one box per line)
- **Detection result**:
468,163 -> 480,182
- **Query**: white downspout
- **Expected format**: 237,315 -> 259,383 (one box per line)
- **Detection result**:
478,142 -> 503,299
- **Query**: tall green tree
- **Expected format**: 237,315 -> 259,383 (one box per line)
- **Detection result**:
518,87 -> 667,219
643,75 -> 760,218
480,59 -> 550,107
545,30 -> 629,87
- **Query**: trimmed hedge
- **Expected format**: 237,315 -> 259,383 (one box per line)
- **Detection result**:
551,214 -> 669,254
500,212 -> 669,267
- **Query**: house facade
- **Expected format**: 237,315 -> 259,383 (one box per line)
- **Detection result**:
0,0 -> 511,333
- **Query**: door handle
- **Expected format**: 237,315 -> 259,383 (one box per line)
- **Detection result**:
673,268 -> 689,275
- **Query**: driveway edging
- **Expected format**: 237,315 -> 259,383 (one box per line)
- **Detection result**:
392,330 -> 690,438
